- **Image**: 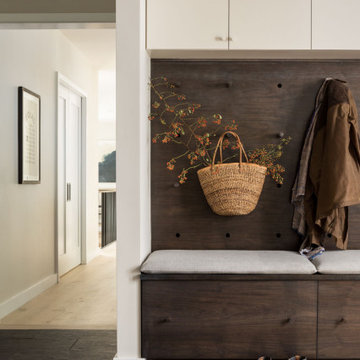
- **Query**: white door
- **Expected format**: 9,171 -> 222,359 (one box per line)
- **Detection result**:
58,84 -> 82,276
229,0 -> 311,50
146,0 -> 229,50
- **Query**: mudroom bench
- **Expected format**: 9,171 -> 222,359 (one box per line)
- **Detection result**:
141,250 -> 360,360
145,60 -> 360,360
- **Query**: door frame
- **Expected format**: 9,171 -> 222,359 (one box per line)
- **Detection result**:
56,72 -> 87,281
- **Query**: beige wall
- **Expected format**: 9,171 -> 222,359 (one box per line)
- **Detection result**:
0,29 -> 98,316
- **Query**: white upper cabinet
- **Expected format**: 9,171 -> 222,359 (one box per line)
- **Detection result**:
229,0 -> 311,50
312,0 -> 360,50
147,0 -> 229,50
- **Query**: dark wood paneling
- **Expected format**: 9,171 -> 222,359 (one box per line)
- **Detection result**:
142,280 -> 317,359
318,281 -> 360,359
151,60 -> 360,251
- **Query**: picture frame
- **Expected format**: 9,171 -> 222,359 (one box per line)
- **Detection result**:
18,87 -> 41,184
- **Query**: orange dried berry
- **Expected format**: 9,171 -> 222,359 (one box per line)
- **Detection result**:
166,162 -> 175,171
197,117 -> 207,128
222,139 -> 230,149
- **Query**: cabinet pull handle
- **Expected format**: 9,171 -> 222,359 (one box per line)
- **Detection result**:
215,36 -> 226,41
227,36 -> 233,41
282,317 -> 291,325
66,183 -> 72,202
336,317 -> 346,325
158,317 -> 171,324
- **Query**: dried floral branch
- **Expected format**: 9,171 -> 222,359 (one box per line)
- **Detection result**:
149,76 -> 290,184
248,137 -> 292,184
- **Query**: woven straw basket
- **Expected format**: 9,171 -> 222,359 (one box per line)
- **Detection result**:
197,131 -> 267,216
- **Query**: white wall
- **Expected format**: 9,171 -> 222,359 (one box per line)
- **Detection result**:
98,69 -> 116,165
0,29 -> 99,317
116,0 -> 151,358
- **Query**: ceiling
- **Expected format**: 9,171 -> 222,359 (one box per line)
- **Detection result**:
61,29 -> 116,70
0,0 -> 115,13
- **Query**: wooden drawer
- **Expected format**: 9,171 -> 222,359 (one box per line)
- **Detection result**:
142,280 -> 317,359
318,281 -> 360,359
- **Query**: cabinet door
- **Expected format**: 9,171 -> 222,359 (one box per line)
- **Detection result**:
229,0 -> 311,50
142,280 -> 317,359
318,281 -> 360,359
313,0 -> 360,49
147,0 -> 228,50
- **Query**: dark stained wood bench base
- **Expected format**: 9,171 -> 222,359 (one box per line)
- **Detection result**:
142,275 -> 360,360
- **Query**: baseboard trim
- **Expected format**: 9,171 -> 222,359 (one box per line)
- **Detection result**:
113,356 -> 145,360
85,248 -> 102,264
0,273 -> 57,319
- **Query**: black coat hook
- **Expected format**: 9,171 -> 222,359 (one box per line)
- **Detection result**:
210,81 -> 232,88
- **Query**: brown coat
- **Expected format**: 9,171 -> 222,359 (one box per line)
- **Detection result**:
305,79 -> 360,249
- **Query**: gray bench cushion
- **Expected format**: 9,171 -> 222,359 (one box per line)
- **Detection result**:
312,250 -> 360,274
141,250 -> 317,274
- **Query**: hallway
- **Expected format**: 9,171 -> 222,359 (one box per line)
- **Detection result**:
0,243 -> 116,330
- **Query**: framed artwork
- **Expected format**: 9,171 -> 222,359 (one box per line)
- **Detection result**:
18,87 -> 41,184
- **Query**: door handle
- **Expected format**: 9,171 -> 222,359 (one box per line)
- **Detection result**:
66,183 -> 72,201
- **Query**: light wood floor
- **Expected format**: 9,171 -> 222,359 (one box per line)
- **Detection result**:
0,243 -> 116,330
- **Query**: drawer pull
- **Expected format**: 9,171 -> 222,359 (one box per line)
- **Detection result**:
282,317 -> 291,325
159,317 -> 171,324
336,317 -> 346,325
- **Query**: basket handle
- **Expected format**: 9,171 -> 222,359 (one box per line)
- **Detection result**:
212,131 -> 248,167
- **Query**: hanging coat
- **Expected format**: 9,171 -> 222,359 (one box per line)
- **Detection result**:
293,79 -> 360,249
